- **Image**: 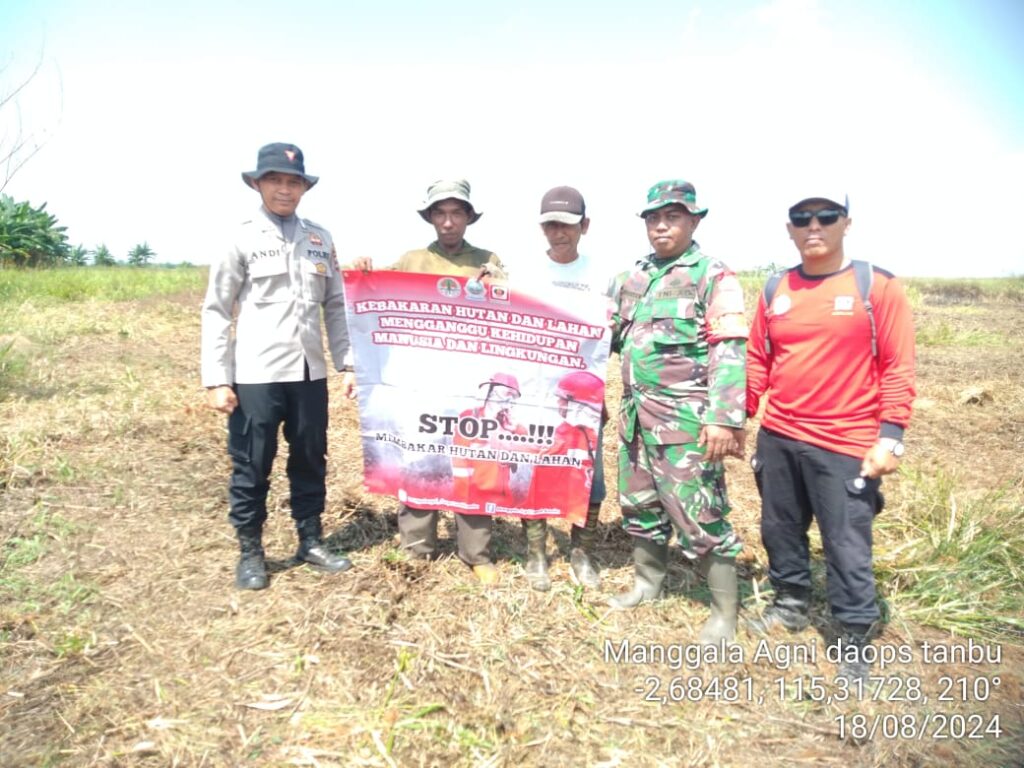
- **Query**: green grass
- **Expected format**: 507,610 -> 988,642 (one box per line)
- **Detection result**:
739,273 -> 1024,313
0,508 -> 92,613
0,265 -> 206,304
1,528 -> 46,569
906,276 -> 1024,305
875,469 -> 1024,642
0,338 -> 28,392
916,320 -> 1004,347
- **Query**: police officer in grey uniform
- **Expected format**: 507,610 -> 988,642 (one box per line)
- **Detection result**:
202,142 -> 354,590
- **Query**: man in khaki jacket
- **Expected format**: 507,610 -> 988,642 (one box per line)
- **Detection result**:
355,180 -> 504,584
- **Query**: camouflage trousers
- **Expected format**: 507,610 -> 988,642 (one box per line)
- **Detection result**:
618,430 -> 741,559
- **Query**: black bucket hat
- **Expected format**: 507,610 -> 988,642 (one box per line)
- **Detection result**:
242,143 -> 319,189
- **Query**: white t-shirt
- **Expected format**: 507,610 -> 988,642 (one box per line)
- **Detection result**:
537,252 -> 612,297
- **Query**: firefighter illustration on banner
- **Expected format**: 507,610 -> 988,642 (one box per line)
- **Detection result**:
523,371 -> 604,526
451,373 -> 529,510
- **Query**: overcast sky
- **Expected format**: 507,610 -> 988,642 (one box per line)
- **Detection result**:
3,0 -> 1023,277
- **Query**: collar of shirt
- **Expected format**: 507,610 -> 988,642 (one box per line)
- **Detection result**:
257,206 -> 302,242
645,240 -> 701,271
427,239 -> 480,258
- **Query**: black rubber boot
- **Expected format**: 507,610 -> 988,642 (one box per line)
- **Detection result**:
295,517 -> 352,573
698,554 -> 738,644
569,504 -> 601,589
746,584 -> 811,635
235,524 -> 268,590
608,536 -> 668,609
522,519 -> 551,592
834,624 -> 873,685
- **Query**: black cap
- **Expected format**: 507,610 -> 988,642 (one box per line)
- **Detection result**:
539,185 -> 586,224
242,143 -> 319,189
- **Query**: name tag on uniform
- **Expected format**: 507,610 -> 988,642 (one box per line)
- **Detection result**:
249,255 -> 287,279
833,295 -> 855,313
654,285 -> 697,300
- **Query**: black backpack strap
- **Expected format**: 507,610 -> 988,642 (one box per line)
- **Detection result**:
851,260 -> 878,358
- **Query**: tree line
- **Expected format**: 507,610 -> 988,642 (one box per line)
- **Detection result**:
0,193 -> 157,268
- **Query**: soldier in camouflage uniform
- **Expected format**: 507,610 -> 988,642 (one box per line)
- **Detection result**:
608,180 -> 748,645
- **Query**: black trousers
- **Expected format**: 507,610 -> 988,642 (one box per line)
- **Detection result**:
752,428 -> 883,626
227,379 -> 328,529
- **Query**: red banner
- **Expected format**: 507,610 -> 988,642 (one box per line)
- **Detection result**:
343,270 -> 611,524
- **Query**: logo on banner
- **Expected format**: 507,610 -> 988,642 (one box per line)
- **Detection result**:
465,279 -> 486,301
489,283 -> 510,302
437,277 -> 461,298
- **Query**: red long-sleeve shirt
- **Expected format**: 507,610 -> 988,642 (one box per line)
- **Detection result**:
746,263 -> 915,459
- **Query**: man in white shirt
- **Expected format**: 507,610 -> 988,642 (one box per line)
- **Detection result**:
521,186 -> 608,591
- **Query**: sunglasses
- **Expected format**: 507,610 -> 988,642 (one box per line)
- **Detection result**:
789,209 -> 845,227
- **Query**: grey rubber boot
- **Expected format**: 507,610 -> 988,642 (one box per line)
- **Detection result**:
834,624 -> 873,685
608,536 -> 668,609
235,524 -> 268,590
746,584 -> 811,635
697,554 -> 738,644
295,517 -> 352,573
522,519 -> 551,592
569,504 -> 601,589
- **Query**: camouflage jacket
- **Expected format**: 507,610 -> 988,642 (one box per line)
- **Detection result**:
612,242 -> 748,444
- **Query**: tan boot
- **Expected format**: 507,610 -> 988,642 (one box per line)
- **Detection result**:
472,563 -> 500,586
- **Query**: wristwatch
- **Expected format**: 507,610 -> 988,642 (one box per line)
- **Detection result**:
879,438 -> 905,458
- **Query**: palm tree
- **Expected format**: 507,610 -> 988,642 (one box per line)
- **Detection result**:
0,194 -> 69,267
92,244 -> 116,266
127,241 -> 155,266
68,244 -> 88,266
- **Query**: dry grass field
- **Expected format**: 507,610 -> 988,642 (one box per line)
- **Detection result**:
1,269 -> 1022,767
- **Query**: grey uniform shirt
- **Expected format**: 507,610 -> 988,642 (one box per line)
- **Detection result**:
201,207 -> 351,386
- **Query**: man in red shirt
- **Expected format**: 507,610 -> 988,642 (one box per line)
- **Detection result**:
745,189 -> 915,683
